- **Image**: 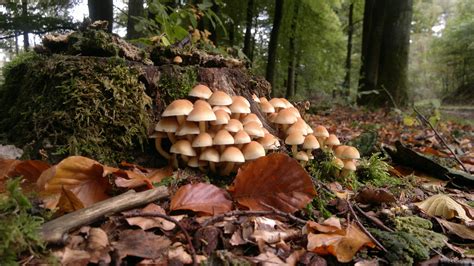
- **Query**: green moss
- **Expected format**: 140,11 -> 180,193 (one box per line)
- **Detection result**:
0,54 -> 152,164
68,30 -> 119,57
158,65 -> 197,103
394,216 -> 447,250
357,153 -> 406,188
0,178 -> 46,264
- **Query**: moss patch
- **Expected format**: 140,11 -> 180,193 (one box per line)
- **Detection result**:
0,54 -> 152,164
158,65 -> 198,103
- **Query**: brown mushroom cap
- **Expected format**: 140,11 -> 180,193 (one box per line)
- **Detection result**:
210,110 -> 230,126
212,106 -> 232,114
170,140 -> 196,157
259,97 -> 269,103
332,157 -> 344,169
295,151 -> 309,162
225,119 -> 244,133
341,146 -> 360,160
343,160 -> 357,171
287,107 -> 301,118
242,141 -> 266,160
268,113 -> 278,123
200,147 -> 220,162
155,117 -> 179,133
244,121 -> 264,138
258,133 -> 280,150
260,101 -> 275,114
252,94 -> 260,103
187,105 -> 216,122
269,98 -> 286,109
162,99 -> 193,117
189,84 -> 212,99
232,95 -> 251,107
314,125 -> 330,138
303,135 -> 320,150
242,113 -> 263,126
173,56 -> 183,64
213,129 -> 234,146
334,145 -> 349,158
326,134 -> 341,147
208,91 -> 232,106
221,146 -> 245,163
192,132 -> 213,148
229,98 -> 251,115
280,98 -> 294,108
194,99 -> 213,110
176,121 -> 200,136
287,121 -> 308,135
274,108 -> 298,125
234,130 -> 252,145
285,133 -> 305,146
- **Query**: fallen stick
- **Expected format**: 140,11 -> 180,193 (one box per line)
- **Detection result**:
41,186 -> 169,244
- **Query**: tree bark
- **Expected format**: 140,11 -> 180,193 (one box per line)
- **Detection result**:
127,0 -> 144,39
21,0 -> 29,50
342,3 -> 354,96
285,1 -> 299,99
267,0 -> 284,97
243,0 -> 255,58
358,0 -> 413,107
88,0 -> 114,32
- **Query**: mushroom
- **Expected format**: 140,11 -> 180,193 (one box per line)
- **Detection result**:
258,133 -> 280,151
269,98 -> 286,112
210,109 -> 230,130
334,145 -> 349,159
220,146 -> 245,176
251,94 -> 260,103
154,117 -> 178,143
287,120 -> 308,136
170,140 -> 196,169
200,147 -> 220,173
176,121 -> 200,141
302,134 -> 320,159
295,151 -> 309,166
287,107 -> 301,118
225,119 -> 244,133
213,129 -> 234,152
325,134 -> 340,150
313,125 -> 329,147
173,56 -> 183,64
232,95 -> 251,108
260,101 -> 275,115
208,91 -> 233,107
340,146 -> 360,164
187,103 -> 216,133
341,160 -> 357,178
280,98 -> 294,108
285,132 -> 305,155
212,106 -> 232,114
234,130 -> 251,149
274,108 -> 298,132
162,99 -> 193,125
241,113 -> 263,127
187,157 -> 207,172
259,97 -> 268,103
243,121 -> 265,139
151,132 -> 171,159
192,132 -> 213,153
229,97 -> 251,119
242,141 -> 266,161
189,84 -> 212,100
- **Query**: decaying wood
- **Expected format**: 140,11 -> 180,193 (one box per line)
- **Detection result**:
41,187 -> 169,244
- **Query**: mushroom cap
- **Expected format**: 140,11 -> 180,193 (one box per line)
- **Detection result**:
242,113 -> 263,126
287,107 -> 301,118
234,130 -> 251,145
176,121 -> 200,136
225,119 -> 244,133
258,133 -> 280,150
189,84 -> 212,99
303,135 -> 320,150
212,106 -> 232,114
200,147 -> 220,162
259,97 -> 269,103
260,101 -> 275,113
274,108 -> 298,125
341,146 -> 360,160
287,121 -> 308,135
343,160 -> 357,171
192,132 -> 213,148
280,98 -> 294,108
285,132 -> 305,145
194,99 -> 212,110
252,94 -> 260,103
155,117 -> 179,132
170,140 -> 196,156
162,99 -> 193,117
295,151 -> 309,161
334,145 -> 349,158
221,146 -> 245,163
187,105 -> 216,122
332,157 -> 344,169
208,91 -> 232,106
210,110 -> 230,126
242,141 -> 266,160
244,121 -> 264,138
268,113 -> 278,123
326,134 -> 340,146
232,95 -> 251,107
173,56 -> 183,64
314,125 -> 330,138
229,98 -> 251,114
187,157 -> 206,168
269,98 -> 286,109
213,129 -> 234,145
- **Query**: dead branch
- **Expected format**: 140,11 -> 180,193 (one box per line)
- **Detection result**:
122,211 -> 198,266
41,187 -> 169,244
202,208 -> 307,227
353,204 -> 394,232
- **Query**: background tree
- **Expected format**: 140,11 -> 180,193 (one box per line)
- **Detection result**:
266,0 -> 284,97
88,0 -> 114,32
127,0 -> 145,39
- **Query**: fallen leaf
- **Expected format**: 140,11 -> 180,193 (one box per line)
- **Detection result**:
170,183 -> 233,215
436,218 -> 474,240
168,242 -> 193,264
230,153 -> 316,213
306,217 -> 344,234
355,187 -> 396,204
87,227 -> 111,264
415,194 -> 472,222
112,229 -> 171,260
251,251 -> 286,265
125,203 -> 182,231
53,247 -> 91,265
0,158 -> 50,193
114,166 -> 173,188
307,222 -> 375,263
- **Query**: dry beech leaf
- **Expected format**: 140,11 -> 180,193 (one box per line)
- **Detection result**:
0,159 -> 50,193
306,217 -> 344,235
307,222 -> 375,263
114,166 -> 173,188
87,227 -> 111,264
125,203 -> 183,231
112,229 -> 171,260
436,218 -> 474,240
53,247 -> 91,265
415,194 -> 472,222
230,153 -> 316,213
355,187 -> 396,204
170,183 -> 232,215
37,156 -> 114,210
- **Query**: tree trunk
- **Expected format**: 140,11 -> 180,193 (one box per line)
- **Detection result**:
88,0 -> 114,32
342,3 -> 354,96
243,0 -> 255,58
295,50 -> 301,95
209,1 -> 220,45
358,0 -> 413,107
228,22 -> 235,47
285,1 -> 299,99
267,0 -> 284,97
127,0 -> 144,39
21,0 -> 29,50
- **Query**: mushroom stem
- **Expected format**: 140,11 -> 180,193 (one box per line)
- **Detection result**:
305,149 -> 312,158
281,124 -> 289,133
232,113 -> 240,120
176,115 -> 186,125
199,165 -> 207,172
209,162 -> 216,173
316,137 -> 326,149
155,138 -> 170,160
291,145 -> 298,155
181,155 -> 189,162
167,133 -> 176,143
172,154 -> 179,169
222,162 -> 235,176
199,121 -> 207,133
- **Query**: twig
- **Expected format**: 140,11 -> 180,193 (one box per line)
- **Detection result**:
353,204 -> 394,232
202,208 -> 307,227
260,202 -> 308,224
347,201 -> 388,252
413,107 -> 469,173
122,211 -> 198,266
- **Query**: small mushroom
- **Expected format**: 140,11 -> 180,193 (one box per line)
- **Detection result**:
213,129 -> 234,152
170,140 -> 196,169
285,132 -> 305,155
151,132 -> 170,159
187,103 -> 216,133
189,84 -> 212,100
234,130 -> 251,149
313,125 -> 329,147
229,97 -> 251,119
258,133 -> 280,151
325,134 -> 340,150
192,132 -> 213,153
208,91 -> 233,107
269,98 -> 286,112
173,56 -> 183,64
162,99 -> 193,125
200,147 -> 220,173
220,146 -> 245,176
176,121 -> 200,141
274,108 -> 298,132
341,160 -> 357,178
295,151 -> 309,166
154,117 -> 179,143
242,141 -> 265,161
210,109 -> 230,130
302,134 -> 319,159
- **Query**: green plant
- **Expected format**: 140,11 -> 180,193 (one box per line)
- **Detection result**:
0,178 -> 46,264
357,153 -> 405,188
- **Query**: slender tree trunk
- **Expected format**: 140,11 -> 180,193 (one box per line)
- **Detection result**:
88,0 -> 114,32
127,0 -> 144,39
209,1 -> 220,45
286,1 -> 299,99
14,33 -> 19,54
21,0 -> 29,50
343,3 -> 354,96
267,0 -> 284,97
228,22 -> 235,47
295,50 -> 301,95
243,0 -> 255,58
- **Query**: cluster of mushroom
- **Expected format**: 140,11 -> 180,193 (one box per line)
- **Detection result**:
151,85 -> 280,176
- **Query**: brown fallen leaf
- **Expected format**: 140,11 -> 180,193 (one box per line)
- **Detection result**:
230,153 -> 316,213
415,194 -> 472,222
114,166 -> 173,188
306,216 -> 344,235
436,218 -> 474,240
112,229 -> 171,260
307,222 -> 375,263
170,183 -> 233,215
87,227 -> 111,264
168,242 -> 193,264
0,158 -> 50,193
355,187 -> 396,204
52,247 -> 91,265
125,203 -> 183,231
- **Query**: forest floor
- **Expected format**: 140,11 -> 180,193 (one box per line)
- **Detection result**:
1,105 -> 473,265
